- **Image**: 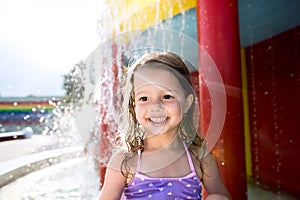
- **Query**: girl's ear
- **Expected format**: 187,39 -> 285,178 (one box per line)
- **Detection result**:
184,94 -> 194,113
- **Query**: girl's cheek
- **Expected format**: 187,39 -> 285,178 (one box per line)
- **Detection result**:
135,103 -> 146,112
135,106 -> 144,122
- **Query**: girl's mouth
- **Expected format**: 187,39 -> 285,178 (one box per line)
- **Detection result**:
148,117 -> 167,126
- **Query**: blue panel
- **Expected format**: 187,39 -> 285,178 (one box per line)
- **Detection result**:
161,8 -> 198,42
238,0 -> 300,47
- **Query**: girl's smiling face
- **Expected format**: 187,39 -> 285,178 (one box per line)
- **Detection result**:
133,66 -> 192,137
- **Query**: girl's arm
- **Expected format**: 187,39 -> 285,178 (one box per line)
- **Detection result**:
201,153 -> 232,200
97,167 -> 125,200
97,150 -> 127,200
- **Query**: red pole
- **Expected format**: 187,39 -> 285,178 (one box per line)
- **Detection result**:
196,0 -> 247,199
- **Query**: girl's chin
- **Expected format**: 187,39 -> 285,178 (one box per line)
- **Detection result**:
145,126 -> 166,136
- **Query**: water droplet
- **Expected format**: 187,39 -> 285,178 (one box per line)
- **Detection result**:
24,115 -> 30,120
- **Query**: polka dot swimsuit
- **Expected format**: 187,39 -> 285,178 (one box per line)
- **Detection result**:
122,143 -> 202,199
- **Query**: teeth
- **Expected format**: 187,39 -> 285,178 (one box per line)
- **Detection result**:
150,117 -> 166,123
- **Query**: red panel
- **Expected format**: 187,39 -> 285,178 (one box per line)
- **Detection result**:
196,0 -> 247,199
246,26 -> 300,198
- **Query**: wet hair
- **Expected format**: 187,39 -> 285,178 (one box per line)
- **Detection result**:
119,52 -> 205,180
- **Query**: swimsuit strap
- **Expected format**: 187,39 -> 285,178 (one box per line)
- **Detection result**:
183,142 -> 196,172
136,149 -> 142,172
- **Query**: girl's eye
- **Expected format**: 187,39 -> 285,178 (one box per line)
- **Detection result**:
163,95 -> 174,100
139,96 -> 148,101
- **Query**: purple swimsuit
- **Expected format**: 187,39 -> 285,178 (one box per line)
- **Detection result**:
122,143 -> 202,199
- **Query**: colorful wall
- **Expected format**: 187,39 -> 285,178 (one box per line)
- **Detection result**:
0,97 -> 58,133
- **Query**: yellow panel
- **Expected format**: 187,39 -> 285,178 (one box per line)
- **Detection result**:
106,0 -> 196,35
107,0 -> 158,22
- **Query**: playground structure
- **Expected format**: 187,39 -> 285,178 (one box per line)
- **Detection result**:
95,0 -> 300,199
0,96 -> 58,134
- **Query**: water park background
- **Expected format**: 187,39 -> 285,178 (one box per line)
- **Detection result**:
1,0 -> 300,199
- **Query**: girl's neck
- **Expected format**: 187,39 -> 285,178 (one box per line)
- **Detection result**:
139,134 -> 187,174
143,133 -> 182,152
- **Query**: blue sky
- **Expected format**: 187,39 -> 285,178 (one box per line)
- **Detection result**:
0,0 -> 103,97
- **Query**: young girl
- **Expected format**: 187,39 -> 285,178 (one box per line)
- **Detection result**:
98,52 -> 231,200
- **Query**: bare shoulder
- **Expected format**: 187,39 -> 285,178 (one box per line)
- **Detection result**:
107,148 -> 127,170
97,148 -> 127,200
190,144 -> 218,175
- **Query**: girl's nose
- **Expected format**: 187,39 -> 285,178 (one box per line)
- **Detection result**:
149,103 -> 163,112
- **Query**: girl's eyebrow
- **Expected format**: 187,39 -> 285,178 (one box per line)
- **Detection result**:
134,89 -> 178,96
134,90 -> 147,96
